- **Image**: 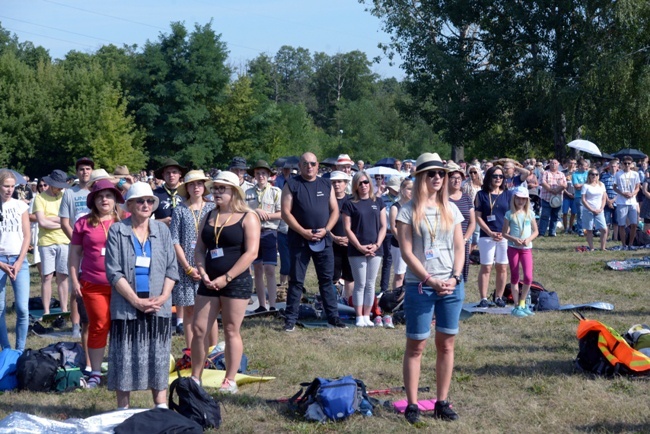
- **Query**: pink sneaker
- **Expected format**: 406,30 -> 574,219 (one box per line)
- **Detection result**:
382,315 -> 395,329
373,316 -> 383,327
219,378 -> 238,394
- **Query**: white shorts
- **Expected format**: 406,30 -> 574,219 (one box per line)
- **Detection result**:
391,245 -> 407,275
478,237 -> 508,265
39,244 -> 69,276
616,204 -> 638,226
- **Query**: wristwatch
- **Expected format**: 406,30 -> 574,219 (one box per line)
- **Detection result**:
225,273 -> 233,283
452,274 -> 462,285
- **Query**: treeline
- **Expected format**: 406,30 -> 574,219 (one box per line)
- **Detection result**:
0,22 -> 445,176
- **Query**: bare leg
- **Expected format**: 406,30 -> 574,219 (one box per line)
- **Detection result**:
190,296 -> 221,380
70,295 -> 79,325
494,264 -> 508,298
41,273 -> 53,315
56,273 -> 69,313
220,297 -> 248,382
585,230 -> 594,250
152,388 -> 167,406
435,332 -> 456,401
600,228 -> 608,250
619,225 -> 627,247
253,263 -> 266,309
116,390 -> 130,409
183,305 -> 195,350
88,347 -> 105,374
403,338 -> 427,404
393,273 -> 405,289
478,265 -> 492,299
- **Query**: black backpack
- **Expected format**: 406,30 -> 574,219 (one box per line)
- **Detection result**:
114,407 -> 203,434
169,376 -> 221,430
378,287 -> 405,313
16,349 -> 59,392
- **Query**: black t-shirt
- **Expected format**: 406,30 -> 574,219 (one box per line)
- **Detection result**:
153,185 -> 184,220
332,195 -> 351,237
342,197 -> 386,257
287,175 -> 331,232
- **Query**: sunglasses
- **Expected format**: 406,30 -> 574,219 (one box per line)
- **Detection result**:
134,198 -> 156,205
624,162 -> 633,166
302,161 -> 318,167
469,171 -> 478,175
492,174 -> 504,179
426,170 -> 446,178
38,184 -> 47,187
359,180 -> 371,185
589,173 -> 599,176
211,185 -> 230,193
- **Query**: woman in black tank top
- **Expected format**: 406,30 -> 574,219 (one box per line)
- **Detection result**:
190,171 -> 260,394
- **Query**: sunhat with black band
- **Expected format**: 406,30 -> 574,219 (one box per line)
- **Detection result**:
176,170 -> 211,198
205,171 -> 245,200
247,160 -> 276,177
413,152 -> 449,176
42,169 -> 70,189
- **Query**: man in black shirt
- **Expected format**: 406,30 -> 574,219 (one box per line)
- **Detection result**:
281,152 -> 347,331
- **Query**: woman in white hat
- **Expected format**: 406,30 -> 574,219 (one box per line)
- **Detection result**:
396,153 -> 465,423
191,171 -> 260,394
170,170 -> 216,350
105,182 -> 179,410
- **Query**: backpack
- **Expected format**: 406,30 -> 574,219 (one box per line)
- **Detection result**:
169,376 -> 222,430
206,350 -> 248,373
16,349 -> 60,392
114,407 -> 203,434
28,297 -> 60,311
500,281 -> 546,306
378,287 -> 405,313
0,348 -> 21,391
289,375 -> 373,422
534,291 -> 560,311
40,342 -> 85,368
53,367 -> 85,392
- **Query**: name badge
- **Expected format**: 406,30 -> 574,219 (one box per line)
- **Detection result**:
135,256 -> 151,268
210,248 -> 224,259
101,248 -> 106,256
487,215 -> 496,222
190,241 -> 196,250
424,248 -> 440,260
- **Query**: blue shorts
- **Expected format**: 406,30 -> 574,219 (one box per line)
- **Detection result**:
404,281 -> 465,339
562,197 -> 578,215
254,230 -> 278,265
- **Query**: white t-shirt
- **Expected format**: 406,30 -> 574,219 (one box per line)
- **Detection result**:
396,202 -> 463,284
0,198 -> 29,256
613,170 -> 640,206
581,183 -> 606,211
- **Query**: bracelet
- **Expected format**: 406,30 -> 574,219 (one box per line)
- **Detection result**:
418,273 -> 432,294
116,178 -> 126,189
185,267 -> 194,276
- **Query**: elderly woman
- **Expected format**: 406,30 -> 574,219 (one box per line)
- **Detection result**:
105,182 -> 179,409
447,163 -> 476,284
170,170 -> 216,350
191,171 -> 260,394
69,179 -> 124,389
396,153 -> 465,424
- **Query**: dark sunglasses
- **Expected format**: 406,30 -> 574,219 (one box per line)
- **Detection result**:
589,173 -> 599,176
134,198 -> 156,205
302,161 -> 318,167
492,174 -> 504,179
426,170 -> 446,178
624,162 -> 633,166
359,180 -> 371,185
211,185 -> 230,193
469,171 -> 478,174
38,184 -> 47,187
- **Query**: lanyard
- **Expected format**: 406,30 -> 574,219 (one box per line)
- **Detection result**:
213,211 -> 234,248
256,185 -> 269,207
423,211 -> 438,245
190,201 -> 205,234
489,192 -> 502,215
99,219 -> 112,241
163,184 -> 180,208
132,228 -> 149,257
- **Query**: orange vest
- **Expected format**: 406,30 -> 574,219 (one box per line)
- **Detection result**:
577,319 -> 650,374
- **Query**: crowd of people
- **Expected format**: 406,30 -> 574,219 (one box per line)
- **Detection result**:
0,149 -> 647,421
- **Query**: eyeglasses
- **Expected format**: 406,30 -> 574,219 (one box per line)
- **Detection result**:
359,180 -> 370,185
624,162 -> 633,166
426,170 -> 446,178
211,185 -> 230,193
134,198 -> 156,205
492,174 -> 504,179
302,161 -> 318,167
449,176 -> 463,182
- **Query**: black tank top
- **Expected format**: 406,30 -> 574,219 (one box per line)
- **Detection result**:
200,210 -> 250,279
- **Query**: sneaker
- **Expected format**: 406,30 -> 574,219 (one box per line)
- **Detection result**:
364,316 -> 375,327
433,400 -> 458,421
86,374 -> 101,389
253,306 -> 268,314
511,307 -> 527,318
53,316 -> 66,329
383,315 -> 395,329
219,378 -> 238,394
175,323 -> 184,336
578,230 -> 585,237
71,323 -> 81,337
494,297 -> 506,308
373,316 -> 383,327
521,306 -> 535,316
269,307 -> 276,312
477,299 -> 489,308
404,403 -> 421,424
328,318 -> 348,329
355,317 -> 367,327
283,322 -> 295,332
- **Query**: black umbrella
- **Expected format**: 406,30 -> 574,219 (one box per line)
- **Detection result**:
272,156 -> 300,168
613,148 -> 646,159
599,153 -> 615,160
374,157 -> 397,168
320,157 -> 338,167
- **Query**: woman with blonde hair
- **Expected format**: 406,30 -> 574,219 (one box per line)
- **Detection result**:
389,178 -> 413,290
396,153 -> 465,424
191,171 -> 260,393
342,171 -> 387,327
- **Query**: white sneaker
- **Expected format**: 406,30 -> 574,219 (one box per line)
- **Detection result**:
382,315 -> 395,329
373,316 -> 383,327
219,378 -> 238,394
364,316 -> 375,327
356,317 -> 367,327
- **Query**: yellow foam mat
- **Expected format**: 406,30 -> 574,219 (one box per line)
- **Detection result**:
169,368 -> 275,387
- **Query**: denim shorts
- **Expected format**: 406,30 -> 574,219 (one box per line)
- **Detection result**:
253,230 -> 278,265
404,281 -> 465,339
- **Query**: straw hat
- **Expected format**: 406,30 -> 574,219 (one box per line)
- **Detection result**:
176,170 -> 210,198
329,171 -> 351,182
335,154 -> 354,166
445,162 -> 465,178
413,153 -> 448,175
205,171 -> 245,200
87,169 -> 112,187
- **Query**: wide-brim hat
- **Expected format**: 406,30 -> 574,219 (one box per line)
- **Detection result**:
413,153 -> 448,175
86,179 -> 125,209
87,169 -> 112,188
445,162 -> 465,178
42,169 -> 70,189
154,158 -> 188,179
122,182 -> 159,212
549,195 -> 562,208
247,160 -> 276,177
386,175 -> 403,192
176,170 -> 211,198
114,165 -> 129,176
336,154 -> 354,166
229,157 -> 248,171
205,171 -> 245,200
329,171 -> 351,182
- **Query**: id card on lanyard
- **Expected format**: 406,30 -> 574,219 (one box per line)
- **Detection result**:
423,212 -> 440,260
211,211 -> 233,260
133,230 -> 151,268
487,192 -> 502,222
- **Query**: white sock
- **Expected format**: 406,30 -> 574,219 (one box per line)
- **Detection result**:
356,317 -> 366,327
364,316 -> 374,326
176,318 -> 183,326
155,403 -> 168,409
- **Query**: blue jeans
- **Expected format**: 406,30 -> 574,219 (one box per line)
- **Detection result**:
539,199 -> 561,236
573,197 -> 584,231
0,256 -> 30,351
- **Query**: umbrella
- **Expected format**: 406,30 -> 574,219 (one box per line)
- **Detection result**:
320,157 -> 338,167
613,148 -> 646,160
374,157 -> 397,168
0,169 -> 26,185
599,152 -> 615,160
364,166 -> 402,177
272,156 -> 300,169
567,140 -> 602,157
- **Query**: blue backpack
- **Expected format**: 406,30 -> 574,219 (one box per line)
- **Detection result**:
0,349 -> 21,391
535,291 -> 560,311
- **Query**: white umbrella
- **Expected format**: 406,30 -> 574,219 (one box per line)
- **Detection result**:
567,140 -> 602,157
364,166 -> 402,177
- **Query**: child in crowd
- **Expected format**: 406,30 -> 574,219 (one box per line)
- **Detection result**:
502,186 -> 538,317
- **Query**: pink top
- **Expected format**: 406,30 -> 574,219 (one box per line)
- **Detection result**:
71,215 -> 115,285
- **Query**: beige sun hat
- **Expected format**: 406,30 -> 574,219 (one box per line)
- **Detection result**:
413,153 -> 448,176
445,162 -> 465,178
123,182 -> 159,212
87,169 -> 112,187
205,171 -> 245,200
176,170 -> 210,198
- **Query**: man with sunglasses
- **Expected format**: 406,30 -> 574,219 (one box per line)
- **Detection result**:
281,152 -> 347,331
613,156 -> 640,250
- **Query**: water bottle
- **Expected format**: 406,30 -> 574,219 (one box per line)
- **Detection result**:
526,293 -> 532,310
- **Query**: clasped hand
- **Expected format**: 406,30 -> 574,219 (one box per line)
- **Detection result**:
135,295 -> 167,314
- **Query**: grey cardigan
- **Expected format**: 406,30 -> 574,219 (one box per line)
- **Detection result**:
105,217 -> 179,320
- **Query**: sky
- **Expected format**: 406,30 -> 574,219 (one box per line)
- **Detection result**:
2,0 -> 404,79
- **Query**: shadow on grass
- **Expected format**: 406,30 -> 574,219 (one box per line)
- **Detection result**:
574,421 -> 650,433
460,359 -> 574,376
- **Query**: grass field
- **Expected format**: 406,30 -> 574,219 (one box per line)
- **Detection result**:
0,234 -> 648,433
